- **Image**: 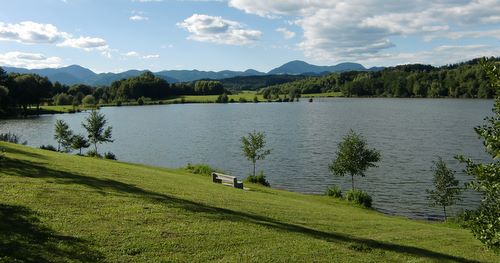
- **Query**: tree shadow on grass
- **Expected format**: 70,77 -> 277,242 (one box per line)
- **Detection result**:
0,203 -> 104,263
1,158 -> 481,263
0,145 -> 48,160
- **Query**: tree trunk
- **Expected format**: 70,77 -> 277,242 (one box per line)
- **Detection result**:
253,160 -> 256,177
94,142 -> 98,156
79,147 -> 82,155
57,141 -> 60,152
443,206 -> 447,221
351,174 -> 355,190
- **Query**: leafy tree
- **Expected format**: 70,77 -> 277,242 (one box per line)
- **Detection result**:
53,93 -> 72,105
82,110 -> 113,155
0,85 -> 9,112
71,134 -> 90,155
241,131 -> 271,177
329,129 -> 381,190
426,157 -> 461,220
82,95 -> 96,106
54,120 -> 73,152
456,58 -> 499,249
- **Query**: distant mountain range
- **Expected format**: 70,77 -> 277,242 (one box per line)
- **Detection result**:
2,60 -> 383,86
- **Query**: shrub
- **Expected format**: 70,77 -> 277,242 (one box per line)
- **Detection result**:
216,93 -> 229,103
0,132 -> 27,145
116,100 -> 122,106
238,97 -> 247,103
245,171 -> 270,187
137,97 -> 144,105
104,152 -> 117,160
253,96 -> 259,103
346,189 -> 372,208
39,144 -> 57,151
325,185 -> 343,198
186,163 -> 216,176
86,149 -> 102,158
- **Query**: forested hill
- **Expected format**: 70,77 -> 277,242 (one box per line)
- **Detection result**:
1,60 -> 375,86
261,57 -> 500,99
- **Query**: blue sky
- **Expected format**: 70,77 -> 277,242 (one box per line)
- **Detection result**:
0,0 -> 499,73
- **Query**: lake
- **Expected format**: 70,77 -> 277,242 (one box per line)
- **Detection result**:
0,98 -> 494,219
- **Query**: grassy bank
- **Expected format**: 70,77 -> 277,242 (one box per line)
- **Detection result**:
30,92 -> 342,116
0,142 -> 497,262
301,91 -> 343,98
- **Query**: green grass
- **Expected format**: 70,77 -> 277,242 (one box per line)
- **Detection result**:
165,91 -> 264,103
0,142 -> 498,262
301,91 -> 343,98
37,105 -> 92,114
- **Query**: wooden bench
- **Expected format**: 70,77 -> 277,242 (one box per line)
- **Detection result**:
212,172 -> 243,189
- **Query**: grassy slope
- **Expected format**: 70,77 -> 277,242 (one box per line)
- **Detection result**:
0,142 -> 497,263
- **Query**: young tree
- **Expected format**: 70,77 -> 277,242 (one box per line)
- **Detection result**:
82,110 -> 113,155
54,120 -> 73,152
329,129 -> 381,190
426,157 -> 461,220
456,58 -> 499,249
71,134 -> 90,155
241,131 -> 271,177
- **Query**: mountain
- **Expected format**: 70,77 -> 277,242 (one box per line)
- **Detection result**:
2,60 -> 381,86
155,69 -> 266,83
268,60 -> 368,75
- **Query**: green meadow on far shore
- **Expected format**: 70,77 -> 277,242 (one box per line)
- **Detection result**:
0,141 -> 498,262
35,91 -> 344,114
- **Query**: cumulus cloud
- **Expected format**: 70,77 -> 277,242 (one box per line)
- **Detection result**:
58,36 -> 108,50
362,44 -> 500,66
276,27 -> 295,39
177,14 -> 262,45
228,0 -> 500,64
0,51 -> 62,69
0,21 -> 68,44
0,21 -> 111,57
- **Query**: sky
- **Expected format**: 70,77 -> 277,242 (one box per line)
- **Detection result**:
0,0 -> 499,73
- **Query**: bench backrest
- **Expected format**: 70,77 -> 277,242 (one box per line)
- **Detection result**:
212,172 -> 243,189
213,172 -> 236,181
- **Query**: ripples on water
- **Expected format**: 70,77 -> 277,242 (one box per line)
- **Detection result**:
0,98 -> 493,219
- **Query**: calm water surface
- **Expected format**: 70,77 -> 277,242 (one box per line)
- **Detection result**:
0,98 -> 494,219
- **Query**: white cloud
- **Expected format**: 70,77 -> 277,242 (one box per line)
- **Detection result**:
177,14 -> 262,45
276,27 -> 295,39
0,21 -> 68,44
0,21 -> 111,57
122,51 -> 159,59
130,15 -> 149,21
142,54 -> 160,59
228,0 -> 500,64
0,51 -> 62,69
58,36 -> 108,50
357,44 -> 500,67
124,51 -> 140,57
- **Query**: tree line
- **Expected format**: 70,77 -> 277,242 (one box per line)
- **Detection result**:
261,57 -> 499,99
0,68 -> 229,117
